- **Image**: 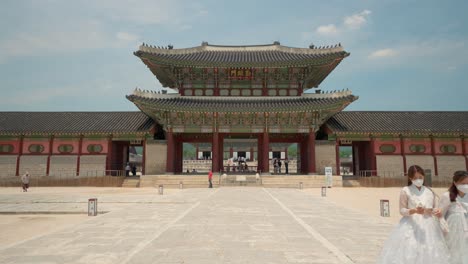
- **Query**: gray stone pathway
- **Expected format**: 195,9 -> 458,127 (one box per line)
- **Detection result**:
0,188 -> 393,264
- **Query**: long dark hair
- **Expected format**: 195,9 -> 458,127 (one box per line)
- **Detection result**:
449,171 -> 468,202
407,165 -> 425,186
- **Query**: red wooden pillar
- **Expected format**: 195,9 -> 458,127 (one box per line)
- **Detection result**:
308,129 -> 316,174
46,135 -> 54,176
166,129 -> 175,173
262,68 -> 268,96
142,137 -> 146,175
212,132 -> 220,172
400,135 -> 407,173
174,137 -> 183,173
335,138 -> 341,176
462,136 -> 468,171
262,130 -> 270,174
106,135 -> 113,172
257,134 -> 263,172
370,136 -> 376,175
15,135 -> 24,176
196,145 -> 199,160
430,136 -> 438,176
218,133 -> 224,171
76,135 -> 83,176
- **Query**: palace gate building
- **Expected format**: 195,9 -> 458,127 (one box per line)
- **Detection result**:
0,41 -> 467,182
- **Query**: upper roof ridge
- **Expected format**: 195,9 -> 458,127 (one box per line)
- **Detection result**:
137,41 -> 345,55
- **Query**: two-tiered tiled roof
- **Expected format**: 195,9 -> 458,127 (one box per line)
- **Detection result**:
127,89 -> 357,113
134,41 -> 350,89
135,42 -> 349,68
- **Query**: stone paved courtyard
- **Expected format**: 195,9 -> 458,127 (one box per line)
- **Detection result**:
0,187 -> 394,264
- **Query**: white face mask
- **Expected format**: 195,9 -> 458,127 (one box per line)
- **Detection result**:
456,184 -> 468,193
412,179 -> 424,187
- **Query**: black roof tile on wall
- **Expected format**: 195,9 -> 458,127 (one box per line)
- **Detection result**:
0,112 -> 154,135
326,111 -> 468,134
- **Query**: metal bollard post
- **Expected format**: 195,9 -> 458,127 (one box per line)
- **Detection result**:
299,182 -> 303,189
158,185 -> 164,195
321,186 -> 326,197
179,181 -> 183,189
380,199 -> 390,217
88,198 -> 97,216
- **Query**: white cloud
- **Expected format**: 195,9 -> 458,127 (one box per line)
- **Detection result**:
369,48 -> 398,59
316,24 -> 339,35
0,0 -> 208,62
344,10 -> 372,29
312,10 -> 371,38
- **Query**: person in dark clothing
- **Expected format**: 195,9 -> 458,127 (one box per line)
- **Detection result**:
284,159 -> 289,174
131,164 -> 137,176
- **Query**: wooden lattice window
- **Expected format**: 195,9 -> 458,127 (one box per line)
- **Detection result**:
58,144 -> 74,153
0,144 -> 14,153
379,144 -> 396,153
28,144 -> 44,153
87,144 -> 103,153
409,144 -> 426,153
440,144 -> 456,153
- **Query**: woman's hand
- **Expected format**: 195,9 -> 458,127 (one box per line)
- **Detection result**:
410,207 -> 425,215
432,208 -> 442,218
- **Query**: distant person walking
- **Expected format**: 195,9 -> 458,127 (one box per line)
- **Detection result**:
284,159 -> 289,174
21,172 -> 30,192
208,170 -> 213,188
131,164 -> 137,176
125,163 -> 131,177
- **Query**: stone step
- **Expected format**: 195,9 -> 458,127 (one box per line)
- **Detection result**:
121,178 -> 140,188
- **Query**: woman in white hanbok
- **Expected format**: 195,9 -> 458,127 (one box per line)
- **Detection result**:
377,165 -> 450,264
440,170 -> 468,264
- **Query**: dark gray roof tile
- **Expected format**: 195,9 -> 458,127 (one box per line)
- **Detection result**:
326,111 -> 468,134
0,112 -> 154,135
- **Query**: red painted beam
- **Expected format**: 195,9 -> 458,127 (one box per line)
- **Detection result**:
46,135 -> 54,176
335,138 -> 340,176
76,135 -> 83,176
262,130 -> 269,173
308,129 -> 316,174
106,135 -> 113,172
15,136 -> 24,176
166,129 -> 175,173
142,137 -> 146,175
430,136 -> 438,176
400,136 -> 407,173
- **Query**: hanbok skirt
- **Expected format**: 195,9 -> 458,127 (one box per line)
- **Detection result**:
445,213 -> 468,264
376,215 -> 450,264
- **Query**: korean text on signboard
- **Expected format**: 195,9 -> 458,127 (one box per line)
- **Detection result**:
228,68 -> 253,80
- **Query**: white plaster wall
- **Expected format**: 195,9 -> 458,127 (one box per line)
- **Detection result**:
19,155 -> 47,176
0,155 -> 18,177
49,155 -> 77,177
145,140 -> 167,174
79,155 -> 106,176
376,155 -> 404,178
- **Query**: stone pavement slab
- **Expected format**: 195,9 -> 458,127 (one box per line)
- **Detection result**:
0,187 -> 393,263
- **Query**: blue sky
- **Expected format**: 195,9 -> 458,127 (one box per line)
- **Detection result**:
0,0 -> 467,111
